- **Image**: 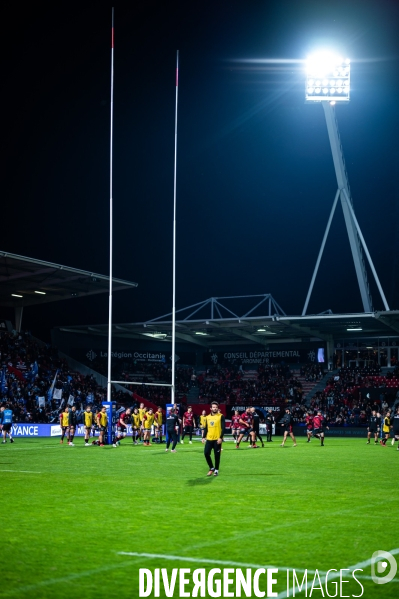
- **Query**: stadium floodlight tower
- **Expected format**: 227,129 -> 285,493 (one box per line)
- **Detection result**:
302,51 -> 389,315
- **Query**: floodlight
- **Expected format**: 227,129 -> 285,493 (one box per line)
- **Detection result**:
305,52 -> 350,102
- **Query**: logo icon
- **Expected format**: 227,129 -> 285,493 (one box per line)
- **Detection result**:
307,350 -> 316,362
211,353 -> 218,364
86,349 -> 97,362
371,550 -> 397,584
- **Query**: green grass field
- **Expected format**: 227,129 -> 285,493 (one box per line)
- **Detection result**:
0,435 -> 398,599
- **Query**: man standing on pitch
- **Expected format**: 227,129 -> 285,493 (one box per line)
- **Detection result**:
280,408 -> 297,447
202,402 -> 225,477
165,406 -> 181,452
0,405 -> 14,443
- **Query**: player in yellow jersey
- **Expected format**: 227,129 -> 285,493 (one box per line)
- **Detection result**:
154,406 -> 163,444
96,406 -> 108,446
131,408 -> 141,445
83,406 -> 93,446
202,402 -> 225,477
59,408 -> 70,444
138,403 -> 146,442
199,409 -> 207,439
380,411 -> 391,446
142,408 -> 155,446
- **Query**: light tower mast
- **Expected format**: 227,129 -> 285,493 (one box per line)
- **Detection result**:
302,52 -> 389,315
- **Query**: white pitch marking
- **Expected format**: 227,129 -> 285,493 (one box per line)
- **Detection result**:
0,469 -> 42,473
117,551 -> 307,573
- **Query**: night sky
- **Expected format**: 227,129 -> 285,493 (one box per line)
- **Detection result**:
2,0 -> 399,339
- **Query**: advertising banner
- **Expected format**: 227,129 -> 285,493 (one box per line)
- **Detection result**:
203,347 -> 325,366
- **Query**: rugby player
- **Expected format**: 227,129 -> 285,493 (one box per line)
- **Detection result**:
280,408 -> 297,447
142,408 -> 155,446
265,409 -> 274,442
305,412 -> 314,442
313,410 -> 329,446
131,407 -> 141,444
59,407 -> 70,444
96,406 -> 108,446
366,410 -> 380,445
250,407 -> 263,448
380,411 -> 391,446
68,405 -> 78,446
392,406 -> 399,450
138,403 -> 146,442
199,409 -> 207,439
231,410 -> 241,444
114,408 -> 131,447
83,406 -> 93,446
181,406 -> 195,444
202,401 -> 225,476
236,407 -> 254,448
154,406 -> 163,443
0,405 -> 14,443
165,406 -> 181,452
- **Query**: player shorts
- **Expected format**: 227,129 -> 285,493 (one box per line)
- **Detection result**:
394,432 -> 399,439
2,423 -> 12,432
231,427 -> 240,433
117,427 -> 127,435
284,426 -> 293,434
239,428 -> 249,435
184,425 -> 194,432
61,426 -> 69,431
368,428 -> 378,434
313,428 -> 323,435
99,426 -> 107,432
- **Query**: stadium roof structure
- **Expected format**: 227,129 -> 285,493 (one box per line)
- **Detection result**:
0,251 -> 138,330
56,294 -> 399,347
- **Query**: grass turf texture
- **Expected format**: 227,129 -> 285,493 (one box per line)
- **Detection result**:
0,436 -> 397,599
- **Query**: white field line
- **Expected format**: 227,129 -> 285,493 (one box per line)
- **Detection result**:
118,551 -> 307,573
0,470 -> 42,473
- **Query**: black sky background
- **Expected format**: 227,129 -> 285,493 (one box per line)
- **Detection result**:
2,0 -> 399,340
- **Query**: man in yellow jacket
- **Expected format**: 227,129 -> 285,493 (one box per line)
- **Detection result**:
202,402 -> 225,477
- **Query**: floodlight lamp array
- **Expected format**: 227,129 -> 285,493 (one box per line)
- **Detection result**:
305,54 -> 350,103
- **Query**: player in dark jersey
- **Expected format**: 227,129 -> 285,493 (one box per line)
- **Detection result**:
280,409 -> 297,447
367,410 -> 380,445
68,406 -> 78,446
305,412 -> 314,443
265,409 -> 274,442
313,411 -> 329,446
165,406 -> 181,452
181,406 -> 195,444
235,407 -> 253,449
114,408 -> 131,447
392,407 -> 399,450
250,407 -> 264,448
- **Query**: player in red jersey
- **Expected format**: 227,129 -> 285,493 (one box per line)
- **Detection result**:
114,408 -> 131,447
313,411 -> 329,446
305,412 -> 314,443
181,406 -> 195,444
231,410 -> 241,444
235,407 -> 254,448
